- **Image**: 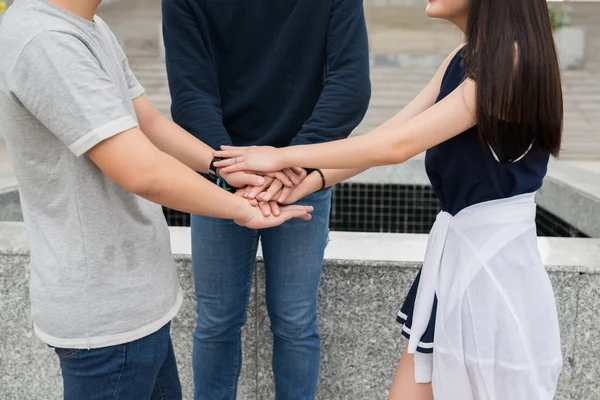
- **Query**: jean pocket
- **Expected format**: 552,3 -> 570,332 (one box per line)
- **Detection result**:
54,347 -> 82,359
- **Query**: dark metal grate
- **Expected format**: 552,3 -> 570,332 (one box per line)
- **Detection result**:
163,183 -> 587,238
330,183 -> 440,234
163,207 -> 190,227
535,207 -> 588,238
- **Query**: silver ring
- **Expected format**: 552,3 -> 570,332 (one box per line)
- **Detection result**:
234,157 -> 239,163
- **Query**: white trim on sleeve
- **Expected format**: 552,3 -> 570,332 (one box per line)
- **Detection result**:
68,116 -> 138,157
129,83 -> 145,100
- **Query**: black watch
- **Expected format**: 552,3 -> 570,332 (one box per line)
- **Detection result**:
208,157 -> 224,181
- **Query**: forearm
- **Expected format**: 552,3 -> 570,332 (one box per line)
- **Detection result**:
280,80 -> 476,170
140,150 -> 251,219
141,113 -> 213,173
287,167 -> 367,203
321,168 -> 367,187
282,133 -> 385,170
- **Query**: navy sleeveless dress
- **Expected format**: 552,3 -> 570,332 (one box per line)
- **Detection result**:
396,50 -> 550,353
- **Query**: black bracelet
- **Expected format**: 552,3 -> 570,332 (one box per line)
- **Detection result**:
305,168 -> 326,191
314,169 -> 326,191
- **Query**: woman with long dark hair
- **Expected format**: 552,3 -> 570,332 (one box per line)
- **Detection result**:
213,0 -> 564,398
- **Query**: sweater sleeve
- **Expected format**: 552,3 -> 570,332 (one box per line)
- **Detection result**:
289,0 -> 371,146
162,0 -> 232,150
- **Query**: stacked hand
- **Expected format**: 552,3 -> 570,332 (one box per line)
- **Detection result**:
214,147 -> 321,220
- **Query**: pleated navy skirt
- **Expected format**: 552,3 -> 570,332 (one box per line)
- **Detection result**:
396,269 -> 437,354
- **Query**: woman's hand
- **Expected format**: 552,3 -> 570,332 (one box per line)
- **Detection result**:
218,169 -> 265,188
213,146 -> 287,174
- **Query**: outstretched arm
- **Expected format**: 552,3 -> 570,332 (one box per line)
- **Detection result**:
300,44 -> 466,190
133,94 -> 267,189
9,31 -> 313,230
214,49 -> 474,181
289,78 -> 476,168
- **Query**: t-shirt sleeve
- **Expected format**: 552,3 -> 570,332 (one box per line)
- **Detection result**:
120,50 -> 145,100
97,18 -> 145,99
9,31 -> 140,157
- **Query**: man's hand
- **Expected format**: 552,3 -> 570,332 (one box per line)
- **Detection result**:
234,203 -> 313,229
234,186 -> 282,218
246,168 -> 308,203
218,169 -> 265,189
233,167 -> 307,217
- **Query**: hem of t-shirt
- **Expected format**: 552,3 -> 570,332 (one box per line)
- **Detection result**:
68,116 -> 139,157
129,83 -> 145,100
33,287 -> 183,349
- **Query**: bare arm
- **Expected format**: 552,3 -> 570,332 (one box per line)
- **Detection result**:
251,45 -> 468,201
86,128 -> 312,228
134,94 -> 213,173
133,94 -> 265,188
214,78 -> 476,173
316,44 -> 467,185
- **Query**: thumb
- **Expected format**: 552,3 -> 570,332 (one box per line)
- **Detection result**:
279,205 -> 314,222
236,173 -> 264,187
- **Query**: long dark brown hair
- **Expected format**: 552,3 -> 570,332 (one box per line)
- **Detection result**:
462,0 -> 563,161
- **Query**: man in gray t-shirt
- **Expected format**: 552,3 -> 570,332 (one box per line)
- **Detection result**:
0,0 -> 312,397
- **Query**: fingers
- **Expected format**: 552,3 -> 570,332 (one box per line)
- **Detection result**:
291,167 -> 305,175
213,158 -> 234,167
229,172 -> 265,187
213,147 -> 247,158
220,162 -> 249,174
282,168 -> 303,186
246,177 -> 274,199
299,168 -> 308,179
278,205 -> 314,222
257,179 -> 283,202
220,145 -> 251,150
258,201 -> 272,217
215,154 -> 248,168
277,186 -> 292,203
264,171 -> 293,187
269,201 -> 281,217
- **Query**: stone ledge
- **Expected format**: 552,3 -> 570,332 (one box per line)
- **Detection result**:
3,222 -> 600,272
538,159 -> 600,238
1,222 -> 600,399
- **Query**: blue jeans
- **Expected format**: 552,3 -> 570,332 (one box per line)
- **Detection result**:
191,189 -> 331,400
54,323 -> 182,400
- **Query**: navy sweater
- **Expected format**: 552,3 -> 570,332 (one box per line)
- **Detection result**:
162,0 -> 371,150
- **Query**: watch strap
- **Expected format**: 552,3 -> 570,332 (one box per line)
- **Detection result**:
208,157 -> 223,181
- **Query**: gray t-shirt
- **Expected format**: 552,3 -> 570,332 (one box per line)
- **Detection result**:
0,0 -> 182,349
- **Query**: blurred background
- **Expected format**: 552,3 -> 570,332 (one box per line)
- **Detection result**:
1,1 -> 599,399
1,0 -> 599,237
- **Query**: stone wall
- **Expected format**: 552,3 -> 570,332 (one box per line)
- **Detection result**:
1,223 -> 599,399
